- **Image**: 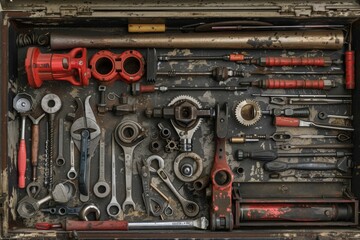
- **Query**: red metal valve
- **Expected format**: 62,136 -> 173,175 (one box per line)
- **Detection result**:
25,47 -> 91,88
90,50 -> 145,84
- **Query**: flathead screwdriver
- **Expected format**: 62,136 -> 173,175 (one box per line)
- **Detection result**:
235,149 -> 352,162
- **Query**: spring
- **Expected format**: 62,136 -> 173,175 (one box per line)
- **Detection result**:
16,32 -> 49,47
44,124 -> 49,188
48,118 -> 54,191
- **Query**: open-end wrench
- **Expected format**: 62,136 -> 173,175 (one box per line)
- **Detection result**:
94,130 -> 110,198
107,135 -> 123,218
318,112 -> 353,120
115,120 -> 146,212
67,138 -> 78,180
70,96 -> 100,202
41,203 -> 100,221
55,118 -> 66,166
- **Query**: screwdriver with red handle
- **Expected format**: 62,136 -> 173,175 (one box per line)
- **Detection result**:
345,29 -> 355,90
245,56 -> 342,67
274,116 -> 354,132
158,53 -> 252,62
240,79 -> 336,90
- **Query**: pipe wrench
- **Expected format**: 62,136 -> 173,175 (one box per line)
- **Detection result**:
70,96 -> 101,202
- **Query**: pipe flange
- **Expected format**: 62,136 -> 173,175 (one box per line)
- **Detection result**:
174,152 -> 203,182
90,50 -> 120,82
235,99 -> 262,126
118,50 -> 145,83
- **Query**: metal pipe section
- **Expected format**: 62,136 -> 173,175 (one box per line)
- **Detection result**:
51,30 -> 344,50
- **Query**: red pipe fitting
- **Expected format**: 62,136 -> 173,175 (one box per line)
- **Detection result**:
25,47 -> 91,88
90,50 -> 145,84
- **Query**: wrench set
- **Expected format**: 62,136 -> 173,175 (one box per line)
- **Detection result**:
6,21 -> 359,235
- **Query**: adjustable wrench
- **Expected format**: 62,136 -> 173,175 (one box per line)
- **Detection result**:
115,120 -> 146,211
107,135 -> 123,218
70,96 -> 100,202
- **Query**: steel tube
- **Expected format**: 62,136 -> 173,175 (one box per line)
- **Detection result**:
51,30 -> 344,50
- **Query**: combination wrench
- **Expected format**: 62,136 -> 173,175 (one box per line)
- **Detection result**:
106,135 -> 123,218
94,130 -> 110,198
67,138 -> 78,180
115,120 -> 146,211
55,118 -> 65,166
146,155 -> 199,217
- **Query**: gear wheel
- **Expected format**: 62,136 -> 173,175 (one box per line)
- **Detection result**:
235,99 -> 262,126
168,95 -> 203,132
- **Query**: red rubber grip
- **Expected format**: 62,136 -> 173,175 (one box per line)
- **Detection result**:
345,51 -> 355,90
229,54 -> 245,61
65,220 -> 129,231
140,84 -> 156,93
18,139 -> 27,188
265,79 -> 326,89
264,57 -> 327,67
274,117 -> 300,127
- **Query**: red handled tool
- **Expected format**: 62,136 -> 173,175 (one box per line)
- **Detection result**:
345,29 -> 355,89
240,79 -> 336,89
274,116 -> 354,132
158,53 -> 252,62
25,47 -> 91,88
248,56 -> 342,67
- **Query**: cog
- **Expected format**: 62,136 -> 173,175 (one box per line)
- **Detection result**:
235,99 -> 262,126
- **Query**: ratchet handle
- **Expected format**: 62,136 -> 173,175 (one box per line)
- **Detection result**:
18,139 -> 27,188
264,161 -> 336,172
65,220 -> 128,231
79,129 -> 90,195
263,57 -> 330,67
274,117 -> 300,127
264,79 -> 333,89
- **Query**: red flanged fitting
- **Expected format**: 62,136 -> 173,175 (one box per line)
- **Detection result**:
90,50 -> 145,84
25,47 -> 91,88
89,50 -> 121,82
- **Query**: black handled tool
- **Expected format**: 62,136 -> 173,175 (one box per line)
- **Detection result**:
262,107 -> 310,117
264,158 -> 350,173
235,150 -> 352,162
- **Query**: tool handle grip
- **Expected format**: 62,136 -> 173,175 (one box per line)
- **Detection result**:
286,107 -> 311,117
35,222 -> 62,230
65,220 -> 129,231
265,161 -> 336,172
139,84 -> 156,93
229,54 -> 246,61
31,125 -> 39,168
236,150 -> 278,161
264,57 -> 328,67
128,24 -> 166,33
345,51 -> 355,89
265,79 -> 328,89
18,139 -> 27,188
274,117 -> 300,127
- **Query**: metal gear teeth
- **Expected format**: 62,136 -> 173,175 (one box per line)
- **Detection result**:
235,99 -> 262,126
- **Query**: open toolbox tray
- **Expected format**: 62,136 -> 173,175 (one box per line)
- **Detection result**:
2,1 -> 360,239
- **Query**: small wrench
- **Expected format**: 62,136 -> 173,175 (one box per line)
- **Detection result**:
115,120 -> 146,212
269,131 -> 351,142
93,130 -> 110,198
106,135 -> 123,218
67,138 -> 78,180
55,118 -> 65,166
318,111 -> 354,120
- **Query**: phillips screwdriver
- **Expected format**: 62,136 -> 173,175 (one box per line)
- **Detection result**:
158,53 -> 252,62
130,82 -> 247,96
262,107 -> 310,117
235,149 -> 352,162
264,158 -> 350,173
240,56 -> 342,67
229,132 -> 351,143
274,116 -> 354,132
240,79 -> 336,90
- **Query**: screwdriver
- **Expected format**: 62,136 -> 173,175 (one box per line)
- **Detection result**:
235,149 -> 352,162
274,116 -> 354,132
240,79 -> 336,90
130,82 -> 247,96
262,107 -> 310,117
275,143 -> 354,151
345,28 -> 355,89
229,132 -> 351,143
158,53 -> 252,62
241,56 -> 342,67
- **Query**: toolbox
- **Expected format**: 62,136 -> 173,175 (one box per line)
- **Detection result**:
2,0 -> 360,239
